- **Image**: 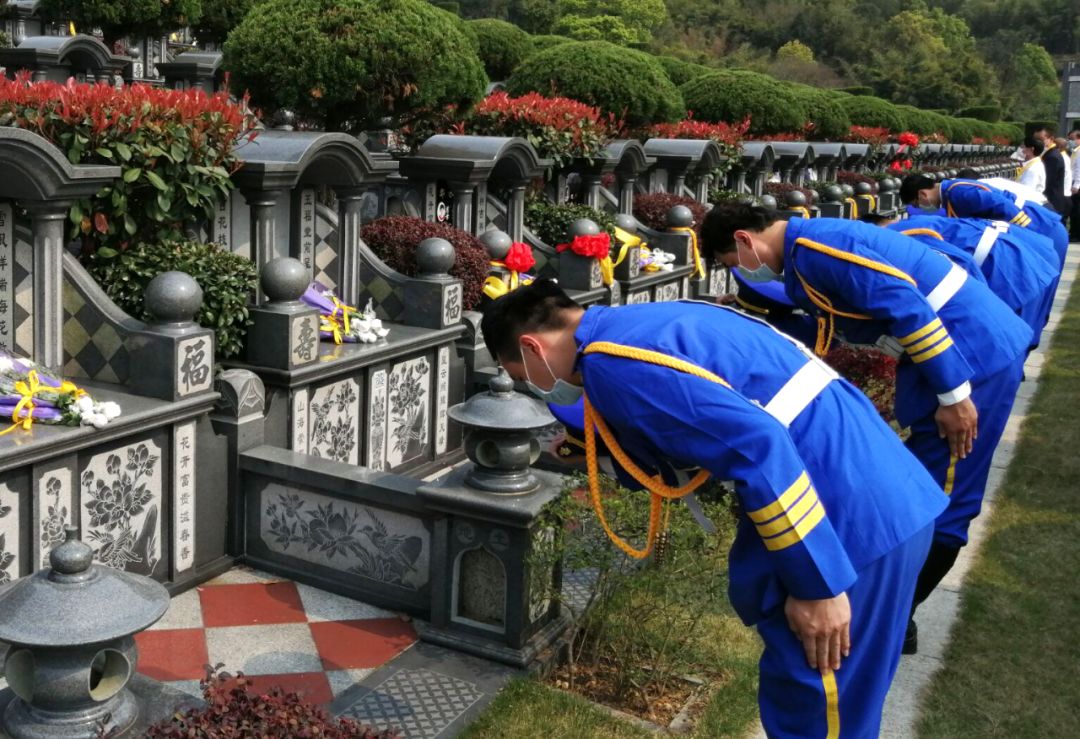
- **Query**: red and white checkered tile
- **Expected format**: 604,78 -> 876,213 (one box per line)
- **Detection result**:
135,566 -> 418,706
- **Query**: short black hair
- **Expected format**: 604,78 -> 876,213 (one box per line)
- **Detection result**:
1023,136 -> 1044,155
955,168 -> 979,179
480,279 -> 581,362
700,201 -> 779,264
899,174 -> 936,204
860,212 -> 896,225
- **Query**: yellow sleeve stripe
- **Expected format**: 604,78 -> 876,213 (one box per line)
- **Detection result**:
910,336 -> 954,363
795,238 -> 917,286
897,318 -> 943,345
747,471 -> 810,523
582,341 -> 732,389
1010,212 -> 1025,225
905,326 -> 949,354
901,228 -> 945,241
762,500 -> 826,551
755,485 -> 818,537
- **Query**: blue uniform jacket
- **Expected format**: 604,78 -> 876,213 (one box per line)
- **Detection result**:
888,216 -> 1058,326
940,178 -> 1062,241
574,302 -> 948,625
783,218 -> 1031,427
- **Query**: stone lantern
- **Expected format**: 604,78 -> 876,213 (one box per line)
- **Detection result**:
417,370 -> 569,667
0,527 -> 171,738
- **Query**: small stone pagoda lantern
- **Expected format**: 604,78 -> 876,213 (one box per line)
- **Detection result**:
417,370 -> 569,666
0,527 -> 170,738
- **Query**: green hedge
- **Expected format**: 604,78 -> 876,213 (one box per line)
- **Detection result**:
223,0 -> 487,131
529,34 -> 573,54
836,94 -> 905,132
956,104 -> 1001,123
839,86 -> 874,96
788,83 -> 850,140
680,70 -> 807,134
656,56 -> 714,87
468,18 -> 533,81
506,40 -> 684,125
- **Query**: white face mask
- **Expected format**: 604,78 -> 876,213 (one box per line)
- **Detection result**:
519,344 -> 584,406
735,241 -> 783,283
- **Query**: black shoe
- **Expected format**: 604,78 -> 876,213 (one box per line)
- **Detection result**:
902,620 -> 918,655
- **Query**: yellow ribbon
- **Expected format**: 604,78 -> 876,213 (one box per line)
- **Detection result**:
864,194 -> 877,213
329,296 -> 354,337
1,370 -> 43,436
483,261 -> 535,299
670,227 -> 706,279
598,256 -> 614,286
638,246 -> 661,273
844,198 -> 859,219
320,315 -> 345,345
612,227 -> 643,269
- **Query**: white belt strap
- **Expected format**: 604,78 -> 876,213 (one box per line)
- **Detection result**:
926,263 -> 967,312
972,226 -> 1001,268
1013,196 -> 1027,210
763,358 -> 839,427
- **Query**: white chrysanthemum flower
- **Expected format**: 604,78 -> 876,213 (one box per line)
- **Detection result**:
0,357 -> 13,373
90,413 -> 109,429
75,396 -> 96,415
99,401 -> 122,420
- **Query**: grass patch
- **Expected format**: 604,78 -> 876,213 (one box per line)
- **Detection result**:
917,276 -> 1080,737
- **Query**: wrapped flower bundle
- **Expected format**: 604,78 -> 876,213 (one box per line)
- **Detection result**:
639,247 -> 676,272
300,282 -> 390,345
0,352 -> 121,433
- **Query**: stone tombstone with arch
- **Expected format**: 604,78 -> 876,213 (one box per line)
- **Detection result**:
0,34 -> 127,84
642,138 -> 728,203
728,142 -> 776,197
0,128 -> 235,594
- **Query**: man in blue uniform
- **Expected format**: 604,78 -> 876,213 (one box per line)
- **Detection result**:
877,214 -> 1059,348
900,174 -> 1069,268
699,203 -> 1031,656
482,279 -> 947,738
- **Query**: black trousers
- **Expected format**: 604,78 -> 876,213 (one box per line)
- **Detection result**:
1071,192 -> 1080,242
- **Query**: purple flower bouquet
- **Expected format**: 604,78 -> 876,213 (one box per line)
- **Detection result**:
300,282 -> 391,345
0,350 -> 121,433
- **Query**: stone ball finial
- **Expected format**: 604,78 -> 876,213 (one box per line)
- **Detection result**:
760,194 -> 778,210
417,237 -> 456,275
854,182 -> 873,196
145,271 -> 202,324
785,190 -> 807,208
666,205 -> 694,229
879,178 -> 897,193
823,184 -> 844,202
568,218 -> 600,240
840,184 -> 855,197
479,229 -> 513,261
261,257 -> 309,303
807,189 -> 820,204
49,526 -> 93,575
491,368 -> 514,395
614,213 -> 638,233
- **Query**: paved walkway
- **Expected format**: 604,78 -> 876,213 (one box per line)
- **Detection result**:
880,242 -> 1080,737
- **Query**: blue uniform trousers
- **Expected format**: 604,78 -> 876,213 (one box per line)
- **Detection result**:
758,524 -> 933,738
904,360 -> 1024,547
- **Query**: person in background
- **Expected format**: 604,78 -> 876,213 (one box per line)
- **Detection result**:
1070,130 -> 1080,242
1056,138 -> 1072,224
1033,126 -> 1069,216
1018,137 -> 1046,195
954,167 -> 1048,208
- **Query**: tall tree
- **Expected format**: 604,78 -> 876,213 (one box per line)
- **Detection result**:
39,0 -> 203,47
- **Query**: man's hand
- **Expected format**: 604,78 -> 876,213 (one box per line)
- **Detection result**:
935,397 -> 978,459
785,592 -> 851,674
717,294 -> 737,306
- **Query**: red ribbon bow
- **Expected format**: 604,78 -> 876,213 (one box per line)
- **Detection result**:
503,241 -> 536,273
556,233 -> 611,260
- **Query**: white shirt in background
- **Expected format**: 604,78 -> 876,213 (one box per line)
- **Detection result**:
1018,157 -> 1046,194
1062,150 -> 1075,194
1072,148 -> 1080,193
979,177 -> 1049,205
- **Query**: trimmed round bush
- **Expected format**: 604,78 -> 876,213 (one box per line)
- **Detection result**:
223,0 -> 487,131
360,217 -> 489,310
505,40 -> 684,126
468,18 -> 533,81
839,85 -> 874,97
956,104 -> 1001,123
992,122 -> 1023,145
680,70 -> 807,135
836,95 -> 905,133
524,200 -> 616,246
657,56 -> 714,87
894,105 -> 939,136
788,84 -> 850,140
529,34 -> 572,54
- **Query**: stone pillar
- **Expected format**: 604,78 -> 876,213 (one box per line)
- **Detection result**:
448,181 -> 475,235
335,187 -> 365,307
506,183 -> 527,243
21,200 -> 69,371
211,369 -> 267,556
617,175 -> 636,214
242,189 -> 282,303
473,182 -> 489,234
693,173 -> 712,203
583,174 -> 604,209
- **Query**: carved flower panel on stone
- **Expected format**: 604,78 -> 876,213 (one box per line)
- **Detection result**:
308,377 -> 360,464
386,356 -> 431,469
82,440 -> 162,576
261,484 -> 429,590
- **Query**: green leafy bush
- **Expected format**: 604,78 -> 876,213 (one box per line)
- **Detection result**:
0,74 -> 255,256
839,85 -> 874,96
788,84 -> 850,140
506,40 -> 684,126
223,0 -> 488,131
524,199 -> 616,246
528,34 -> 573,54
87,241 -> 258,359
680,70 -> 808,135
469,18 -> 533,81
956,104 -> 1002,123
39,0 -> 201,45
836,94 -> 905,132
190,0 -> 257,45
656,55 -> 714,87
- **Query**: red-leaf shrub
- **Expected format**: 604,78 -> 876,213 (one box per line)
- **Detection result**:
642,114 -> 749,151
462,91 -> 620,168
846,125 -> 890,146
0,73 -> 257,256
632,192 -> 707,235
765,181 -> 816,204
824,344 -> 897,425
836,170 -> 879,189
139,666 -> 398,738
361,216 -> 489,310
